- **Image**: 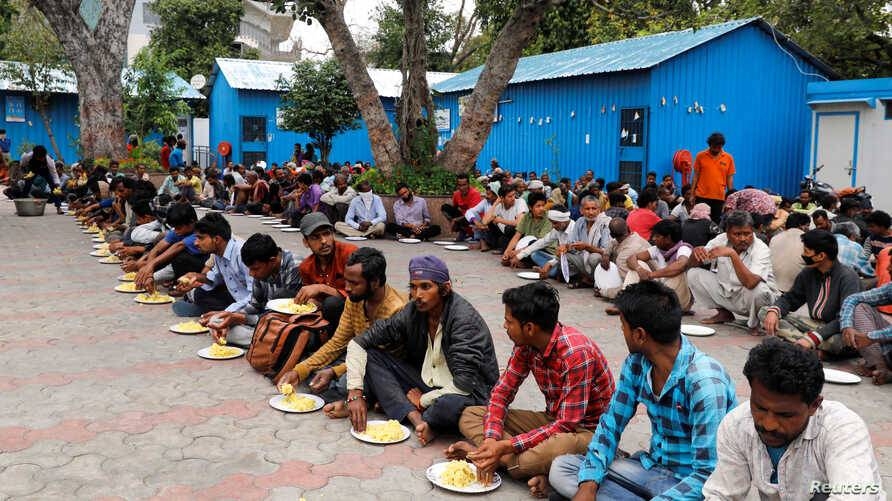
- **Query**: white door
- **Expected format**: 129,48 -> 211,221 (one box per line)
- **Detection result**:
814,112 -> 857,188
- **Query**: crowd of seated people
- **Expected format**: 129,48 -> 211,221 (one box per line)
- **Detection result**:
9,140 -> 888,500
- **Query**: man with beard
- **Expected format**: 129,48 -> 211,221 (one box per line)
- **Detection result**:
278,247 -> 407,407
562,195 -> 612,288
295,212 -> 358,335
703,338 -> 884,500
386,182 -> 441,240
343,255 -> 499,446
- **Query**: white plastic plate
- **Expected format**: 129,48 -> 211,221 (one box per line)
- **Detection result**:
517,271 -> 541,280
444,244 -> 469,251
268,393 -> 324,413
350,420 -> 411,445
681,324 -> 716,337
823,368 -> 861,384
425,461 -> 501,494
197,346 -> 245,360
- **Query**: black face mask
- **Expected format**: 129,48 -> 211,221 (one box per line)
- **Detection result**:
801,254 -> 816,265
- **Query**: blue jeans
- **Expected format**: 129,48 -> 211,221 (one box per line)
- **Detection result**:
530,250 -> 559,278
549,453 -> 679,500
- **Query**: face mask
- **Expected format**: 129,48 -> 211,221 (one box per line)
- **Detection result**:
359,191 -> 374,204
801,254 -> 816,266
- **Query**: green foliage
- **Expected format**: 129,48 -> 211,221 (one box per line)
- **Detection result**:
352,164 -> 463,195
146,0 -> 244,82
277,59 -> 360,166
122,141 -> 164,172
124,46 -> 189,141
367,0 -> 455,72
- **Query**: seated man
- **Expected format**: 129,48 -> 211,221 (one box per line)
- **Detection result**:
687,210 -> 779,333
297,212 -> 358,336
286,172 -> 322,227
760,230 -> 860,355
862,210 -> 892,260
112,198 -> 162,259
279,247 -> 407,404
319,174 -> 355,224
133,204 -> 208,290
464,185 -> 498,250
483,185 -> 528,252
385,182 -> 441,241
834,221 -> 875,279
204,233 -> 301,347
551,281 -> 736,501
156,167 -> 182,201
840,253 -> 892,385
511,205 -> 574,279
604,190 -> 630,219
242,170 -> 270,215
598,218 -> 650,300
769,212 -> 810,293
811,209 -> 833,232
172,212 -> 253,318
176,165 -> 202,203
344,256 -> 499,445
703,338 -> 885,499
626,189 -> 662,242
562,195 -> 612,288
790,189 -> 817,214
610,219 -> 693,313
447,282 -> 615,497
502,191 -> 551,267
334,181 -> 386,238
441,173 -> 482,240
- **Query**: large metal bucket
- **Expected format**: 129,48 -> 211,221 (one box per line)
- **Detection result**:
13,198 -> 47,216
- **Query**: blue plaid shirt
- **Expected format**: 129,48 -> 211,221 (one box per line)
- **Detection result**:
839,283 -> 892,341
578,336 -> 737,500
835,234 -> 874,277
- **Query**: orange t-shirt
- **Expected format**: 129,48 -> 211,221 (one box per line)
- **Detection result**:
693,149 -> 735,200
298,241 -> 358,296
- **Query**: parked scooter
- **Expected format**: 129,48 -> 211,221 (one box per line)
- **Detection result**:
801,165 -> 872,207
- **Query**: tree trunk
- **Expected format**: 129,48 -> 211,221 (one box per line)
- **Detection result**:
34,97 -> 64,162
436,0 -> 561,173
397,0 -> 435,167
315,0 -> 402,174
30,0 -> 135,160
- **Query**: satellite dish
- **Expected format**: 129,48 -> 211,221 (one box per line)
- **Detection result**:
190,74 -> 207,90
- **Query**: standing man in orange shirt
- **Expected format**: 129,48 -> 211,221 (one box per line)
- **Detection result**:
691,132 -> 735,223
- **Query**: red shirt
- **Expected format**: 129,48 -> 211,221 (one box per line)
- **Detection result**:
452,187 -> 482,213
160,144 -> 171,169
484,324 -> 614,452
627,208 -> 661,241
298,241 -> 358,296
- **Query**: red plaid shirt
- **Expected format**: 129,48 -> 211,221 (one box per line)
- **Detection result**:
483,323 -> 614,453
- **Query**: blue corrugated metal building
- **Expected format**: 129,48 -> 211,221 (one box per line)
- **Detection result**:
208,58 -> 454,167
0,62 -> 203,163
433,18 -> 836,196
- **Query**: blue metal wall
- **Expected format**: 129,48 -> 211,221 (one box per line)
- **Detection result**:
0,91 -> 80,163
209,73 -> 397,167
436,71 -> 651,183
435,25 -> 828,197
648,24 -> 825,196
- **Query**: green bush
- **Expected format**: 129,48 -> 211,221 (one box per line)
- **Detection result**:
353,165 -> 474,196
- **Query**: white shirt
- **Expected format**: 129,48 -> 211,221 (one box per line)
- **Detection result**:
494,198 -> 528,232
129,220 -> 161,244
705,233 -> 776,296
646,244 -> 692,270
703,400 -> 885,500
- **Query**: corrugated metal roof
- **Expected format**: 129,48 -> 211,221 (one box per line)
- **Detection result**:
0,61 -> 204,99
434,17 -> 833,93
212,57 -> 456,98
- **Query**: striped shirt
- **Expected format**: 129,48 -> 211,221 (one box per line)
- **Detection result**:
839,283 -> 892,342
483,324 -> 614,453
578,337 -> 737,500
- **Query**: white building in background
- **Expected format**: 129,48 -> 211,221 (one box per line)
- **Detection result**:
806,78 -> 892,214
127,0 -> 300,63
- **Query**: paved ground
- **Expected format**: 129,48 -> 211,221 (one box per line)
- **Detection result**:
0,201 -> 889,500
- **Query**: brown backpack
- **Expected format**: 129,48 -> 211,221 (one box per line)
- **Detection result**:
246,311 -> 329,383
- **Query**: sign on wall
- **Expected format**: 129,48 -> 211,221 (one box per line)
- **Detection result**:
5,95 -> 25,123
435,109 -> 450,131
275,108 -> 285,129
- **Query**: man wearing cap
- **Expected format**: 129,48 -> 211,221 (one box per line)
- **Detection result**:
295,212 -> 359,335
343,255 -> 499,446
510,205 -> 574,279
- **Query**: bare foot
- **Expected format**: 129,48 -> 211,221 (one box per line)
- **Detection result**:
748,327 -> 765,337
853,360 -> 875,377
322,401 -> 349,419
444,440 -> 477,460
533,264 -> 552,279
528,474 -> 549,498
415,421 -> 436,446
871,367 -> 892,385
701,309 -> 735,324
